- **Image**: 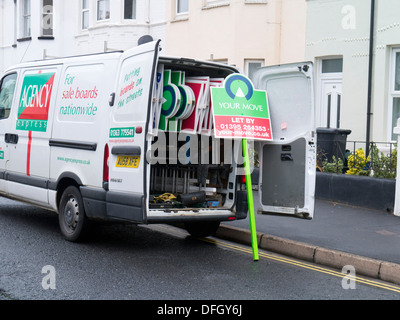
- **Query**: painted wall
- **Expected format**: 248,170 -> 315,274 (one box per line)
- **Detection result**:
306,0 -> 400,143
164,0 -> 307,74
0,0 -> 166,72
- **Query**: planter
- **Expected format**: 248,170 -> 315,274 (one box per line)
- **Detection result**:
316,172 -> 395,212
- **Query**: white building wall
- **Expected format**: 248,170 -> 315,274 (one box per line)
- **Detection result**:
0,0 -> 167,73
306,0 -> 400,143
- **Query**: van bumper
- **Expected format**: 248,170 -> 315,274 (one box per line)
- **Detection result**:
80,187 -> 144,223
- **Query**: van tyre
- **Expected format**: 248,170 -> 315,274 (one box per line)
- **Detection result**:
59,186 -> 89,242
184,221 -> 220,238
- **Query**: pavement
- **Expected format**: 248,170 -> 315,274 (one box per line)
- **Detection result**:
217,193 -> 400,286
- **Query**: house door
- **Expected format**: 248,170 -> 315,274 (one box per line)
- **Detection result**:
320,80 -> 342,128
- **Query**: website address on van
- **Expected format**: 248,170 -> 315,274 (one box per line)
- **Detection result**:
57,157 -> 91,165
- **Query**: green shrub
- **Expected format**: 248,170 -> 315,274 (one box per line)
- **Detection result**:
322,156 -> 344,173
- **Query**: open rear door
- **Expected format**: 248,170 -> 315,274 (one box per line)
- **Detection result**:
107,40 -> 160,223
252,62 -> 316,219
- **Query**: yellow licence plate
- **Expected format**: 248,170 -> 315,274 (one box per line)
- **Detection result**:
116,156 -> 140,168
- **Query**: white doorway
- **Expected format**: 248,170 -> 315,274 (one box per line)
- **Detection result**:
317,58 -> 343,128
320,80 -> 342,128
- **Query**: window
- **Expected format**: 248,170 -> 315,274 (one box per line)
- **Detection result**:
82,0 -> 89,30
0,74 -> 17,120
322,58 -> 343,74
97,0 -> 110,21
390,49 -> 400,140
22,0 -> 31,37
395,51 -> 400,91
176,0 -> 189,14
124,0 -> 136,20
41,0 -> 53,36
245,59 -> 264,80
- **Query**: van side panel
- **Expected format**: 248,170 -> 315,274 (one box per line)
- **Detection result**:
50,60 -> 118,194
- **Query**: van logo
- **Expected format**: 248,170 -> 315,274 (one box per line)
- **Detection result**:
17,72 -> 56,132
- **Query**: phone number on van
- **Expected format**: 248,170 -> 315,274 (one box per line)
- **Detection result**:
109,127 -> 135,138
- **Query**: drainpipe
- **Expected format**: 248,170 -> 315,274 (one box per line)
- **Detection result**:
366,0 -> 375,156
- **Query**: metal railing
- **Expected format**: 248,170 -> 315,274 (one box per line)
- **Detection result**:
317,140 -> 397,178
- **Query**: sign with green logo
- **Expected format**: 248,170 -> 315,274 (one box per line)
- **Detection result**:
17,72 -> 56,132
211,73 -> 271,261
0,151 -> 4,160
211,74 -> 272,141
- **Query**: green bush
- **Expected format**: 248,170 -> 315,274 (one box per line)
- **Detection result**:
322,156 -> 344,173
368,144 -> 397,179
319,143 -> 397,179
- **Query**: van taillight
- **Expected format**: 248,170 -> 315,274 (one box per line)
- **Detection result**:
103,144 -> 109,182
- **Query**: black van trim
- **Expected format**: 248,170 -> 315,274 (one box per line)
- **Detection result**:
49,139 -> 97,151
4,172 -> 48,189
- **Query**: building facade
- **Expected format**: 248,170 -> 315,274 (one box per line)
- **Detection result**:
1,0 -> 308,77
306,0 -> 400,144
165,0 -> 307,77
0,0 -> 166,72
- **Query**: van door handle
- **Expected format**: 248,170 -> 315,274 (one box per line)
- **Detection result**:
5,133 -> 18,144
281,153 -> 293,161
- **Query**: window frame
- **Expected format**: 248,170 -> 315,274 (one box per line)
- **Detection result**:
176,0 -> 189,16
244,59 -> 265,80
97,0 -> 110,22
124,0 -> 137,20
22,0 -> 31,38
81,0 -> 90,30
388,48 -> 400,141
41,0 -> 54,37
0,73 -> 18,121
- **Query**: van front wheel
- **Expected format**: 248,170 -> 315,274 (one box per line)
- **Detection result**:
58,186 -> 88,242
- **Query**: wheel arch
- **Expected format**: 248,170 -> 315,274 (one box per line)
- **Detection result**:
54,172 -> 83,210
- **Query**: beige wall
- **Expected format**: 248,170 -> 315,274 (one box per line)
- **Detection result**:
164,0 -> 307,74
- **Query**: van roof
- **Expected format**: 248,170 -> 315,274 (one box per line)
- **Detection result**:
4,50 -> 124,73
3,49 -> 238,77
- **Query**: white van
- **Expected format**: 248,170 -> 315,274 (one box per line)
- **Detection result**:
0,40 -> 316,242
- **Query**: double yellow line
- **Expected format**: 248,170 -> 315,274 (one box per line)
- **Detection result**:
202,237 -> 400,294
150,224 -> 400,294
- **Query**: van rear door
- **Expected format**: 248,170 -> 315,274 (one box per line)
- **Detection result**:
252,62 -> 316,219
107,40 -> 160,223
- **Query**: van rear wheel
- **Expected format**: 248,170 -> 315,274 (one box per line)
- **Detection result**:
58,186 -> 88,242
184,221 -> 220,238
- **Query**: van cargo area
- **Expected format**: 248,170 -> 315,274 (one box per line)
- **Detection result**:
144,59 -> 246,223
147,134 -> 242,216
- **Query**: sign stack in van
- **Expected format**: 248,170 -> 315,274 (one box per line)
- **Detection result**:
0,40 -> 316,242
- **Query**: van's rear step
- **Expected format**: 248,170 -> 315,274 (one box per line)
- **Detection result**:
147,208 -> 235,223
